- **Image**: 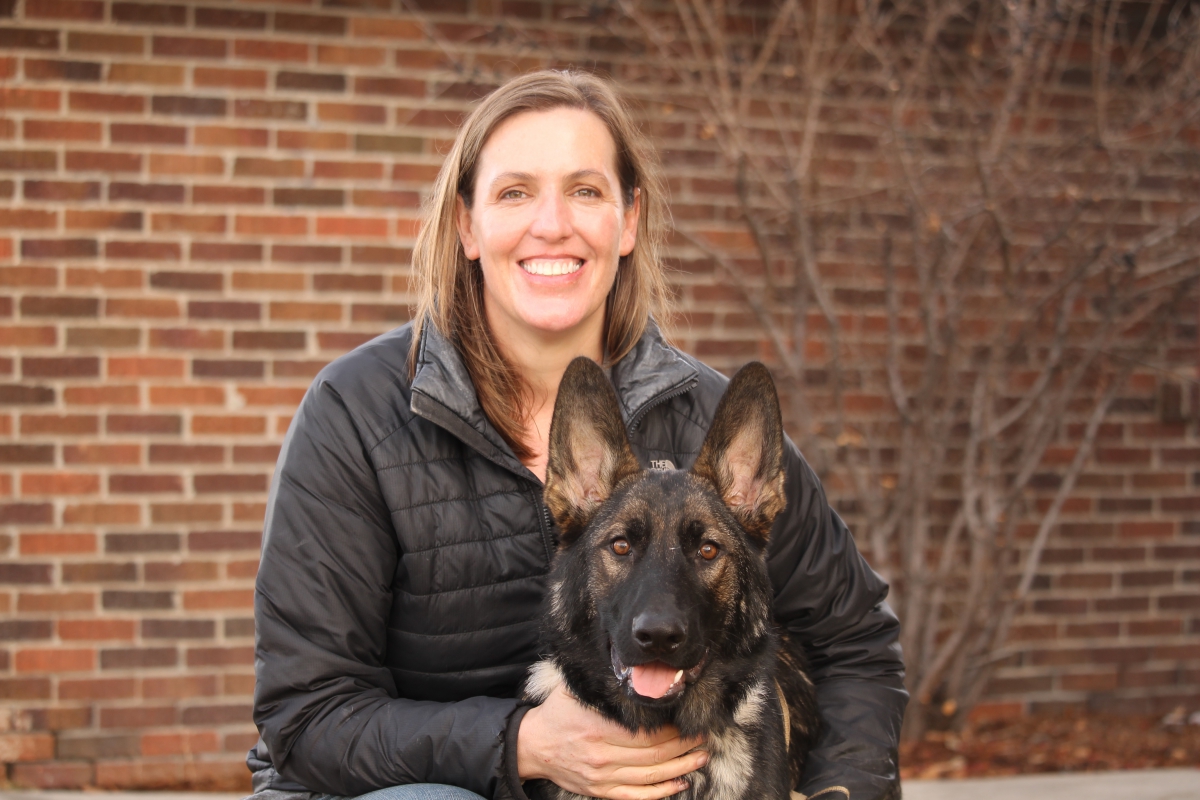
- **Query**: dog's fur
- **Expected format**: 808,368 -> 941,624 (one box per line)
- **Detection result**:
520,358 -> 819,800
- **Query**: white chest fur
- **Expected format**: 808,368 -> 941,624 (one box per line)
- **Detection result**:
524,660 -> 771,800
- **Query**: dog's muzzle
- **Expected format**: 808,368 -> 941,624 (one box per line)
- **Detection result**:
611,644 -> 707,700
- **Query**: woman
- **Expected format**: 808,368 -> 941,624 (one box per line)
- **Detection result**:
249,70 -> 906,800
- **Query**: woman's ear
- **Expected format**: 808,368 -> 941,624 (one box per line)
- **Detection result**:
619,187 -> 640,257
456,194 -> 481,260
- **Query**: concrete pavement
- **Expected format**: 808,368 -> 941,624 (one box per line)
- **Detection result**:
1,769 -> 1197,800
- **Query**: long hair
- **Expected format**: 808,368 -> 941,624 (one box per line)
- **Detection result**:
409,70 -> 670,460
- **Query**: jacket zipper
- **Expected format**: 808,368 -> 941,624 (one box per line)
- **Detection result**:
627,378 -> 699,432
535,492 -> 555,565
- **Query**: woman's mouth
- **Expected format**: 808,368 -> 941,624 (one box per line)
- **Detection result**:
520,258 -> 583,276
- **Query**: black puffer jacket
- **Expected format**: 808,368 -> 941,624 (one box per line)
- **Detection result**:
250,320 -> 907,799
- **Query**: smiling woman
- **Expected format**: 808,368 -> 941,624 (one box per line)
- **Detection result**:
248,70 -> 906,800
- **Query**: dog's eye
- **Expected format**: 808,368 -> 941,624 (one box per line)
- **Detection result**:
699,542 -> 719,560
611,538 -> 631,556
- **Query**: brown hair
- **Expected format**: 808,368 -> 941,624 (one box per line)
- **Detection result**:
409,70 -> 670,460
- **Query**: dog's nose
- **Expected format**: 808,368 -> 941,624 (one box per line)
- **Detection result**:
631,611 -> 686,654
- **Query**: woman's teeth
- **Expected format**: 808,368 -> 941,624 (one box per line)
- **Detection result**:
520,259 -> 582,276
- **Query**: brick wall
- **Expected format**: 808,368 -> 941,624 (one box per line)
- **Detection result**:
0,0 -> 1197,791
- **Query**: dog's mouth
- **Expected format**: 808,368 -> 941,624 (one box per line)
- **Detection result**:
610,645 -> 707,700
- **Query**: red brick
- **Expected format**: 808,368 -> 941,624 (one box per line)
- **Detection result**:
69,91 -> 144,113
0,89 -> 61,112
189,243 -> 262,265
63,444 -> 140,465
194,66 -> 267,90
65,268 -> 142,289
318,44 -> 384,66
67,31 -> 144,55
350,16 -> 421,39
149,385 -> 225,405
319,102 -> 386,124
235,38 -> 309,62
237,387 -> 306,406
112,2 -> 186,25
314,159 -> 383,180
23,356 -> 100,377
231,271 -> 305,291
277,129 -> 349,150
65,150 -> 141,172
66,209 -> 143,230
149,443 -> 224,462
110,123 -> 187,146
17,592 -> 94,612
0,208 -> 56,229
188,301 -> 261,321
108,357 -> 185,379
187,646 -> 253,667
235,214 -> 307,236
195,126 -> 268,148
59,619 -> 136,641
270,301 -> 340,321
194,473 -> 268,493
192,415 -> 266,435
62,503 -> 139,525
98,704 -> 177,728
61,382 -> 139,404
25,0 -> 103,20
25,119 -> 101,141
144,561 -> 217,582
143,675 -> 218,699
15,648 -> 94,673
149,328 -> 224,349
106,414 -> 181,435
182,590 -> 253,611
19,531 -> 94,558
0,732 -> 55,761
105,240 -> 181,260
150,503 -> 222,523
59,677 -> 136,700
108,474 -> 182,494
152,36 -> 227,60
149,153 -> 224,176
106,297 -> 180,318
141,731 -> 220,756
0,325 -> 56,346
20,473 -> 100,496
316,216 -> 389,237
8,761 -> 94,789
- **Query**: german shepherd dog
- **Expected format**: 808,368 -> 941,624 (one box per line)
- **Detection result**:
520,358 -> 819,800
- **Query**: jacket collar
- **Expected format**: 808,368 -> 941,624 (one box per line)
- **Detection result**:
410,318 -> 698,479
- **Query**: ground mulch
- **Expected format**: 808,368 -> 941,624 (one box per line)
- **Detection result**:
899,711 -> 1200,779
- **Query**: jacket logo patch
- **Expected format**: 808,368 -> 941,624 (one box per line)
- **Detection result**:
649,459 -> 675,470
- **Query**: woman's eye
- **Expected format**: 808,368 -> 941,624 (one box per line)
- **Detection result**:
500,189 -> 525,200
699,542 -> 719,561
575,187 -> 598,198
611,538 -> 631,556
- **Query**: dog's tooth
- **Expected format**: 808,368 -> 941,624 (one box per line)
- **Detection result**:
673,669 -> 683,685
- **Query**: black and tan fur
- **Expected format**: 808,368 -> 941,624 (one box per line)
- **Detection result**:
518,358 -> 819,800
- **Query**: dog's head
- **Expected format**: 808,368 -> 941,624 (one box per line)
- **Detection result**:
542,357 -> 786,724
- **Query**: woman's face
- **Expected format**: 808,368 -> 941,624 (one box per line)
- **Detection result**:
456,107 -> 639,346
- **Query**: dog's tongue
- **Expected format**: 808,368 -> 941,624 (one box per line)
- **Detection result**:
630,661 -> 680,698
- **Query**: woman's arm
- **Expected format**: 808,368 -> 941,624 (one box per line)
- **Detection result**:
767,439 -> 908,800
254,380 -> 518,797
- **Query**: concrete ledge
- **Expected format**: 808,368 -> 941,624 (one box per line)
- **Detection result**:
1,769 -> 1197,800
902,768 -> 1200,800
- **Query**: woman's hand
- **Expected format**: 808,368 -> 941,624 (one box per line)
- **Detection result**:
516,684 -> 708,800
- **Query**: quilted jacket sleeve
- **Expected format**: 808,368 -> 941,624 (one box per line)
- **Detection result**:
253,380 -> 519,798
767,439 -> 908,800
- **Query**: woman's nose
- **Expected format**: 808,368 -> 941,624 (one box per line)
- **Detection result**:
528,192 -> 571,240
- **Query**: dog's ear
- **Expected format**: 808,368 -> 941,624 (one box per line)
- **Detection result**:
544,357 -> 641,546
691,362 -> 786,544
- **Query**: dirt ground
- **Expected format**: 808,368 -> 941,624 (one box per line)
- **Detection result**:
899,710 -> 1200,779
